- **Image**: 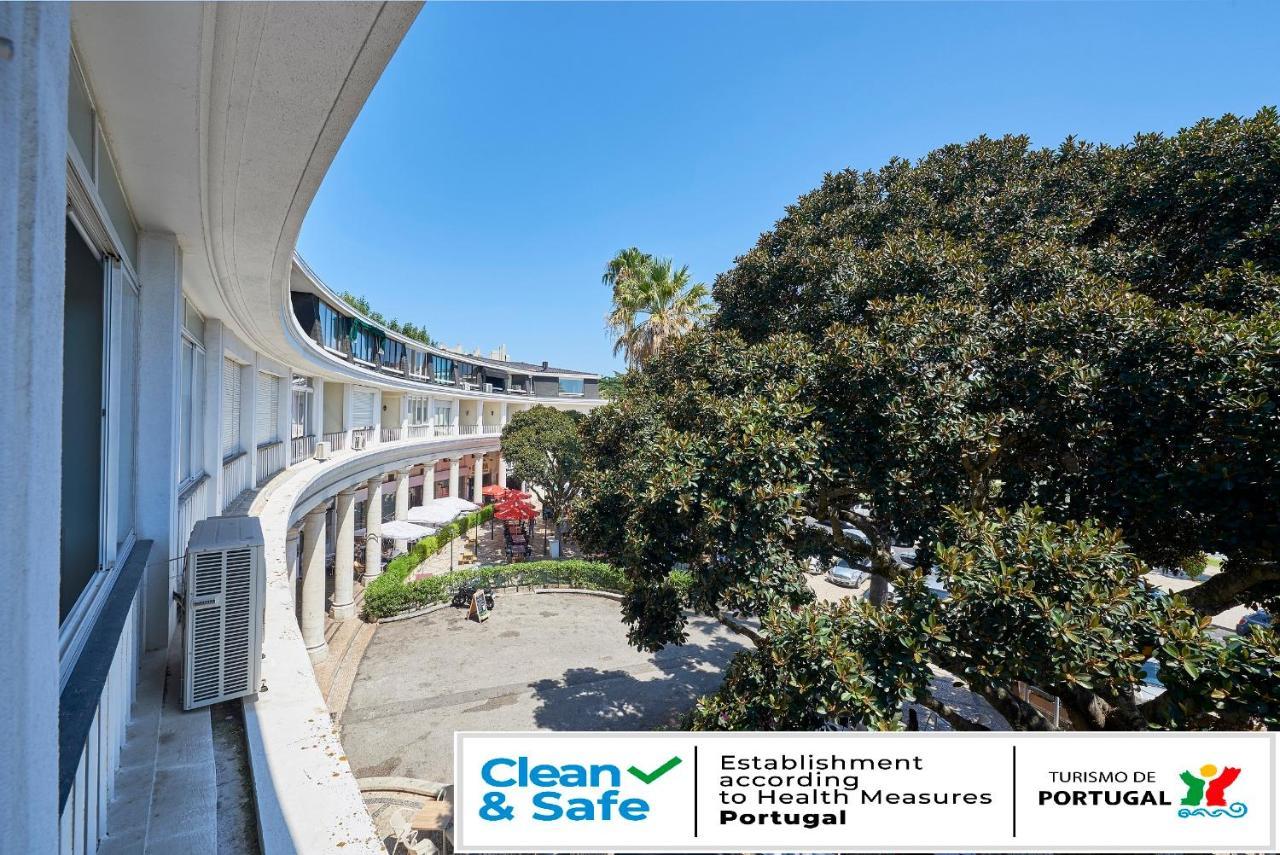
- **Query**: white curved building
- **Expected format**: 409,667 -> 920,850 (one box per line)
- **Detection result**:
1,4 -> 601,852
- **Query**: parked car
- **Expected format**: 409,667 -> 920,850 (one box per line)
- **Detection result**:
1136,659 -> 1166,704
826,559 -> 870,588
1236,610 -> 1272,636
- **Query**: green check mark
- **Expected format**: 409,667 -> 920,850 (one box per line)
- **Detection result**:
627,755 -> 682,784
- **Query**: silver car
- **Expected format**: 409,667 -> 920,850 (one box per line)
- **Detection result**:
826,559 -> 869,588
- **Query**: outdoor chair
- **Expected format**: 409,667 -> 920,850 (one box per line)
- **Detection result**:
388,807 -> 434,855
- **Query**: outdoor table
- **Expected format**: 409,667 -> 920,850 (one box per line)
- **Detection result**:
411,799 -> 454,853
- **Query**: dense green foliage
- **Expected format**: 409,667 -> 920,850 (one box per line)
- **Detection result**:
340,291 -> 435,346
576,109 -> 1280,731
500,406 -> 585,527
597,372 -> 628,400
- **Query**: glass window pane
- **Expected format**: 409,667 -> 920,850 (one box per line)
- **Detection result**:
61,221 -> 105,621
180,342 -> 193,481
116,280 -> 138,547
67,55 -> 94,171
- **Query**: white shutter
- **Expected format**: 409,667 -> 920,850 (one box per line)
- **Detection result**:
255,372 -> 279,444
222,359 -> 241,456
352,389 -> 376,428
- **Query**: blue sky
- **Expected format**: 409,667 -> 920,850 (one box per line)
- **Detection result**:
298,1 -> 1280,374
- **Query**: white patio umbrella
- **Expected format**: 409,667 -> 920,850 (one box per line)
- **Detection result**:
407,497 -> 475,526
380,520 -> 433,541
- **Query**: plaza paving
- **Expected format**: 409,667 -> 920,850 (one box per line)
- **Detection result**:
341,591 -> 745,784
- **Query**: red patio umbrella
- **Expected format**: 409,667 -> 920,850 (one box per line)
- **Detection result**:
482,484 -> 506,498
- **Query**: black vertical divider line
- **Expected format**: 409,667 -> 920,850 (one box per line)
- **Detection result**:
693,744 -> 699,837
1012,744 -> 1018,838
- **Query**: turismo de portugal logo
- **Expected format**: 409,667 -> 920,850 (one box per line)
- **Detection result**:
1178,764 -> 1247,819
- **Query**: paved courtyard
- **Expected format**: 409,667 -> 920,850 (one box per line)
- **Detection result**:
341,591 -> 745,783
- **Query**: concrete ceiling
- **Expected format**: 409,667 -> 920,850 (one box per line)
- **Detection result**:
71,1 -> 421,375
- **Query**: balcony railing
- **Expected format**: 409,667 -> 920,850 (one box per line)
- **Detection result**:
435,423 -> 456,437
221,451 -> 251,511
322,430 -> 346,452
290,434 -> 315,465
178,473 -> 211,554
350,426 -> 375,450
256,440 -> 285,485
483,423 -> 502,436
381,426 -> 403,443
406,424 -> 432,439
460,423 -> 481,436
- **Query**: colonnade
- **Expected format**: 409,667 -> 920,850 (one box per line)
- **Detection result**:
290,449 -> 505,662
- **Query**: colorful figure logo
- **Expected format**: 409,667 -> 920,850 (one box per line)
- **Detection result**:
1177,764 -> 1246,819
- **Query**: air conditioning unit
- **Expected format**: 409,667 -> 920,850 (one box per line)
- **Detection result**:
313,440 -> 331,461
182,516 -> 266,710
351,431 -> 366,451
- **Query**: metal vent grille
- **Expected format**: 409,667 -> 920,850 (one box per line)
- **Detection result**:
222,548 -> 254,694
183,517 -> 265,710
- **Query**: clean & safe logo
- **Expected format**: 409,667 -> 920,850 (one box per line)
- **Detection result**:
1177,763 -> 1247,819
477,753 -> 683,823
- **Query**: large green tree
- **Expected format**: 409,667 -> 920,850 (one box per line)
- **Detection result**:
575,109 -> 1280,731
500,406 -> 586,531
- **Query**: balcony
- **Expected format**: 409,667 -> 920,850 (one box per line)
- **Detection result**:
288,285 -> 600,402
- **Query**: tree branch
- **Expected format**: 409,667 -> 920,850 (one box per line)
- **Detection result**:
1181,560 -> 1278,616
916,696 -> 991,731
717,612 -> 764,647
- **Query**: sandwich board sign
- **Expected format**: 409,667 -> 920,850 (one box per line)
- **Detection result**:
468,589 -> 490,622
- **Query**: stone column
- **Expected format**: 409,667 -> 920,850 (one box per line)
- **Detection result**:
394,467 -> 410,554
496,451 -> 507,490
363,476 -> 383,582
500,401 -> 509,428
300,507 -> 328,662
473,401 -> 483,435
472,453 -> 485,503
332,487 -> 356,620
449,457 -> 460,498
426,395 -> 435,438
285,527 -> 302,591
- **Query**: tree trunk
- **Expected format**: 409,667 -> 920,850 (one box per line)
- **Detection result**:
867,573 -> 890,607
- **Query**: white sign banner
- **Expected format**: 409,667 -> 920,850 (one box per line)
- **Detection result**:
454,731 -> 1276,853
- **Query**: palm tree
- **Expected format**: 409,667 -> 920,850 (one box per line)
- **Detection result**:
603,249 -> 712,369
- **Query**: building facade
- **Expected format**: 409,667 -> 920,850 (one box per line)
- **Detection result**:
0,4 -> 601,852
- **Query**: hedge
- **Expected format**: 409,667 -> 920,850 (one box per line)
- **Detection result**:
360,505 -> 625,618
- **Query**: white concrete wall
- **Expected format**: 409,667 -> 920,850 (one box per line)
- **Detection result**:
0,2 -> 70,844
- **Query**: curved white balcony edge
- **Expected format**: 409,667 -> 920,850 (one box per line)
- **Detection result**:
241,435 -> 499,855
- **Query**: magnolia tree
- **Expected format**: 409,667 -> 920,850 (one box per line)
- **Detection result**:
574,109 -> 1280,731
500,406 -> 585,532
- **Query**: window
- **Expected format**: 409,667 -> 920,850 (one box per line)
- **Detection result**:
222,358 -> 242,457
381,337 -> 405,372
350,321 -> 377,363
408,348 -> 427,378
179,336 -> 206,484
432,355 -> 455,384
559,378 -> 585,396
409,396 -> 431,425
61,222 -> 106,622
433,403 -> 452,428
115,276 -> 139,550
291,377 -> 312,439
256,372 -> 280,445
317,300 -> 343,350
